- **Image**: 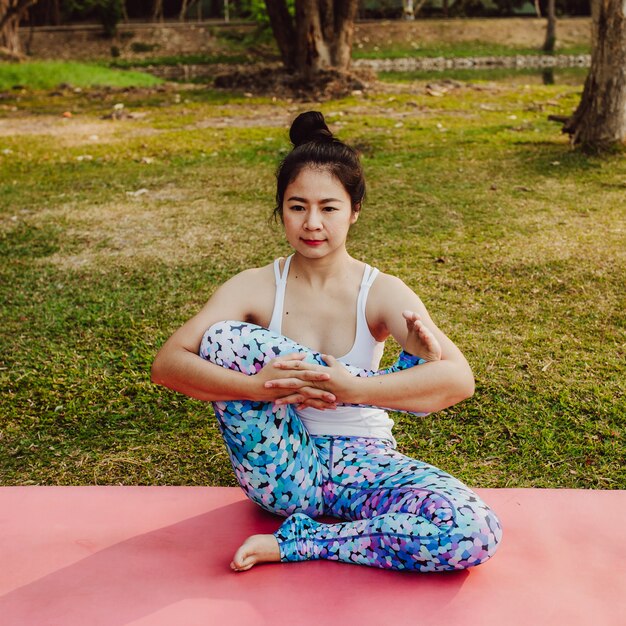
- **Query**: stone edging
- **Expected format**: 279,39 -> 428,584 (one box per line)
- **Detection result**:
354,54 -> 591,71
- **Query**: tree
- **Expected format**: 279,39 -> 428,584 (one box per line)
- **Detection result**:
63,1 -> 123,37
264,0 -> 359,79
563,0 -> 626,151
0,0 -> 39,59
402,0 -> 428,20
543,0 -> 556,53
152,0 -> 163,22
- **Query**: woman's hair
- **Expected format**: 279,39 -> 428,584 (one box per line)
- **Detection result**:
273,111 -> 365,221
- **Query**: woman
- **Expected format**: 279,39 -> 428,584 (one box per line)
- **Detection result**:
151,111 -> 502,573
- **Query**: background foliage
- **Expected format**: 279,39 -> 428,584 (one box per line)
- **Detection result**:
25,0 -> 591,33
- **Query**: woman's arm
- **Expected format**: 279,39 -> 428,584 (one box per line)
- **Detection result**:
151,268 -> 335,406
266,274 -> 474,414
151,270 -> 263,401
348,273 -> 475,413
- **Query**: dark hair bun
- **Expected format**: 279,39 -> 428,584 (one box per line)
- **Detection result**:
289,111 -> 334,147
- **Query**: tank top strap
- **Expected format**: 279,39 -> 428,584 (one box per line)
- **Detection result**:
268,255 -> 293,334
361,264 -> 379,289
272,258 -> 282,285
339,264 -> 382,368
357,264 -> 378,322
273,254 -> 292,285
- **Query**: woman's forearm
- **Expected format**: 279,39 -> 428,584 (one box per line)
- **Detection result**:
151,348 -> 256,402
348,359 -> 475,414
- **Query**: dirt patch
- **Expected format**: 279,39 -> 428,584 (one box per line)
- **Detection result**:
0,111 -> 166,148
38,191 -> 276,271
213,64 -> 376,101
0,116 -> 119,139
0,98 -> 296,143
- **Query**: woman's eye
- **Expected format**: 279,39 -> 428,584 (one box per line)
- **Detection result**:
289,205 -> 305,211
323,206 -> 338,212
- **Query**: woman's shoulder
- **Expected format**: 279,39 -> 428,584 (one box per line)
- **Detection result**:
206,261 -> 277,326
368,270 -> 426,316
370,269 -> 410,293
212,264 -> 274,304
222,261 -> 276,289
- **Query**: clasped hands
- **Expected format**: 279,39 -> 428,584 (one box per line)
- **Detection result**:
255,353 -> 354,411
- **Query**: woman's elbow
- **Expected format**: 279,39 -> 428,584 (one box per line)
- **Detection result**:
150,352 -> 168,386
446,364 -> 475,406
457,366 -> 475,402
461,374 -> 475,401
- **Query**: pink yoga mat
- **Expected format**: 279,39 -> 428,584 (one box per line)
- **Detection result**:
0,487 -> 624,626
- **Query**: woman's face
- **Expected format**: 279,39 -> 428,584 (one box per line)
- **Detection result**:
281,166 -> 358,259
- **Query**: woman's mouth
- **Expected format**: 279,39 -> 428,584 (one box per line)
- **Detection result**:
302,239 -> 325,246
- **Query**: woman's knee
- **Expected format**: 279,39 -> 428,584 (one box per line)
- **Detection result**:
454,501 -> 502,568
199,320 -> 267,373
200,320 -> 315,375
235,467 -> 324,518
199,320 -> 239,362
200,320 -> 251,354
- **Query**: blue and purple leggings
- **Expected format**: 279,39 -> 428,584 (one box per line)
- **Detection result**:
200,321 -> 502,572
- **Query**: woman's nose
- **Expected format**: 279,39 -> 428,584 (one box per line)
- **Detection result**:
304,211 -> 322,229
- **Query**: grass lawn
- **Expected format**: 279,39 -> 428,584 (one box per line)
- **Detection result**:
0,67 -> 624,488
0,61 -> 162,91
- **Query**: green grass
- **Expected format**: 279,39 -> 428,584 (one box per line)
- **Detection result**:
0,77 -> 624,488
0,61 -> 162,90
378,66 -> 589,85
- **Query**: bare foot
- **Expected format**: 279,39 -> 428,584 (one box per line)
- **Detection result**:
230,534 -> 281,572
402,310 -> 442,362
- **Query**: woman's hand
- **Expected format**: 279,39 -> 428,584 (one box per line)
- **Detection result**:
254,353 -> 339,410
266,354 -> 358,410
402,310 -> 442,362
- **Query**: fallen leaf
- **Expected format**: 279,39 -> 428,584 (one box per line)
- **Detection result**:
126,188 -> 149,197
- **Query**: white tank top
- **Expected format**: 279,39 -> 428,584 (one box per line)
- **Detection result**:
268,255 -> 396,445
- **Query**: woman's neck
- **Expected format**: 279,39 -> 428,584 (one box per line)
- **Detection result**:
289,249 -> 359,288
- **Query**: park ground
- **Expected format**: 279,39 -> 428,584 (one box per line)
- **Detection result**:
0,18 -> 624,488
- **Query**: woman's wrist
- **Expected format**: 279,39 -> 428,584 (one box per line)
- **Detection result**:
228,368 -> 262,401
345,374 -> 373,406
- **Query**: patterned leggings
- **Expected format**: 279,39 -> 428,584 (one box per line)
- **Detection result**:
200,321 -> 502,572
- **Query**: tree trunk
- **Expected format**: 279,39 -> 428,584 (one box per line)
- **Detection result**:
179,0 -> 189,21
563,0 -> 626,151
265,0 -> 297,70
295,0 -> 331,77
0,0 -> 38,59
0,12 -> 20,59
403,0 -> 415,20
329,0 -> 358,71
51,0 -> 60,25
543,0 -> 556,53
152,0 -> 163,23
180,0 -> 200,22
265,0 -> 358,78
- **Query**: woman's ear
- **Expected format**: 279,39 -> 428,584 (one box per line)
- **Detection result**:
350,203 -> 361,224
